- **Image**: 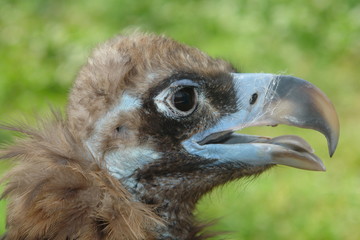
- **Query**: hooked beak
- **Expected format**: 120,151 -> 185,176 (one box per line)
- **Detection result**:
182,73 -> 339,171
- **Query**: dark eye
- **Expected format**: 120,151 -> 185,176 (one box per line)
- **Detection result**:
172,87 -> 197,113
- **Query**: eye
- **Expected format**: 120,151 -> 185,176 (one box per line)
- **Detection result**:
171,87 -> 198,113
154,79 -> 200,118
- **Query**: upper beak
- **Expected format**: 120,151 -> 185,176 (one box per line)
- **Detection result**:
182,73 -> 340,171
231,73 -> 339,156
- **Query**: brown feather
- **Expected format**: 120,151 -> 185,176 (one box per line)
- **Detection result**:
1,113 -> 162,240
1,33 -> 241,239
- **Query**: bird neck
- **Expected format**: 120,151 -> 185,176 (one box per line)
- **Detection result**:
122,176 -> 214,240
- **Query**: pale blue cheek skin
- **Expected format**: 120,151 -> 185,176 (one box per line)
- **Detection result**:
180,73 -> 278,167
182,140 -> 273,166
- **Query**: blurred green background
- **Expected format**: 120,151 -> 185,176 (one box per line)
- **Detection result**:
0,0 -> 359,239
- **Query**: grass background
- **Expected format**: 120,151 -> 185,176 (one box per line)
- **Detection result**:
0,0 -> 359,239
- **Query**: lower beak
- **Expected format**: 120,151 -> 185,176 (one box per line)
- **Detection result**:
182,73 -> 340,171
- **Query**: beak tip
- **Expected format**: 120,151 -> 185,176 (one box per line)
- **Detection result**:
328,128 -> 340,158
316,161 -> 326,172
318,160 -> 327,172
329,146 -> 337,158
329,144 -> 336,157
328,142 -> 336,157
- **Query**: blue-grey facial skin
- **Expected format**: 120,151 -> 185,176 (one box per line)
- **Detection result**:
182,73 -> 339,171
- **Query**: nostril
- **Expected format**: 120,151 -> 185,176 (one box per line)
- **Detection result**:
250,93 -> 258,105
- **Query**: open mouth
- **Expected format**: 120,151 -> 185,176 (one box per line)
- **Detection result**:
197,130 -> 325,171
182,73 -> 339,172
199,131 -> 312,153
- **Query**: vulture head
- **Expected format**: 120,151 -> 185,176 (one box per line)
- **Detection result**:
1,34 -> 339,240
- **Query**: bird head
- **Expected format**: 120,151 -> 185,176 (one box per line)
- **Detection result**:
66,34 -> 339,238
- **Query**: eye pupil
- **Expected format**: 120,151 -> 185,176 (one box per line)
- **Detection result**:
173,87 -> 196,112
